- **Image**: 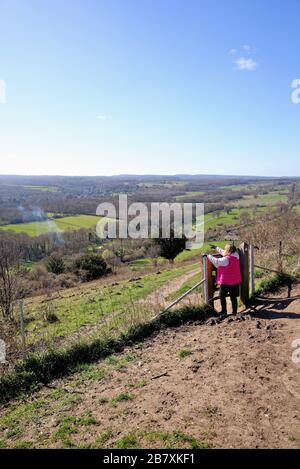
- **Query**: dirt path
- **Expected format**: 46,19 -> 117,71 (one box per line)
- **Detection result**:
1,284 -> 299,449
138,267 -> 201,310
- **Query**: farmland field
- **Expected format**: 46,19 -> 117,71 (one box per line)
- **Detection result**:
235,192 -> 288,207
0,215 -> 101,236
175,191 -> 205,200
21,185 -> 58,192
202,207 -> 265,231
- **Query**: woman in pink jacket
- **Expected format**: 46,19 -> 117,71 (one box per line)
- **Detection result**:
208,244 -> 242,319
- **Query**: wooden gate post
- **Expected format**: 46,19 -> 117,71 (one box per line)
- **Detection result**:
239,242 -> 250,307
202,254 -> 214,307
19,300 -> 26,359
249,244 -> 255,298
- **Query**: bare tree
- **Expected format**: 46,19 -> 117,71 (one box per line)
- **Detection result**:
146,244 -> 161,267
0,235 -> 22,318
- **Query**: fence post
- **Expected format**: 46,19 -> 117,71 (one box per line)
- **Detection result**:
278,241 -> 283,272
202,254 -> 214,307
239,242 -> 250,307
202,255 -> 209,304
249,244 -> 255,298
19,300 -> 26,359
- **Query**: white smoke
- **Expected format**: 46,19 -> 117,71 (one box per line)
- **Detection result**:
17,205 -> 64,244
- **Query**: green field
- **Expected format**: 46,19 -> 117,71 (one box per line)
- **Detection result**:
21,185 -> 58,192
202,207 -> 266,231
0,215 -> 101,236
236,192 -> 288,207
175,191 -> 205,201
222,183 -> 259,191
129,257 -> 168,268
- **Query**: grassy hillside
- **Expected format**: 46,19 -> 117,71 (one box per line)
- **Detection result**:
24,262 -> 199,345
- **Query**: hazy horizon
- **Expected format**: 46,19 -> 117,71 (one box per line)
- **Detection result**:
0,173 -> 299,179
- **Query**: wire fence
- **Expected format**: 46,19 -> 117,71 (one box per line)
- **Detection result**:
1,241 -> 298,378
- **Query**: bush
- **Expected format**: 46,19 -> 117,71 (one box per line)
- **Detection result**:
46,256 -> 65,275
255,272 -> 293,295
72,254 -> 110,281
57,273 -> 77,289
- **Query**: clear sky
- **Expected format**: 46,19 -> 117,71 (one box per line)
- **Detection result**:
0,0 -> 300,177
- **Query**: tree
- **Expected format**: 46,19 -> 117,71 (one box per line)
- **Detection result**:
155,229 -> 186,263
146,244 -> 161,267
0,236 -> 22,318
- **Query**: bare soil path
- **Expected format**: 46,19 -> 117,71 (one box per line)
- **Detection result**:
1,284 -> 299,449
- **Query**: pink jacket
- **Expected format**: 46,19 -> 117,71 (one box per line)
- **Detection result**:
208,247 -> 242,286
216,255 -> 242,286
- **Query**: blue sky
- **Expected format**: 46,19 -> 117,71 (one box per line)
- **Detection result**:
0,0 -> 300,177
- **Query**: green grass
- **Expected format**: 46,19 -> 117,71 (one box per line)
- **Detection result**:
111,392 -> 134,405
0,214 -> 102,236
0,303 -> 212,404
178,348 -> 193,358
175,191 -> 205,201
203,208 -> 266,231
115,433 -> 139,449
0,398 -> 49,442
166,272 -> 202,302
0,440 -> 7,449
69,363 -> 107,385
21,185 -> 58,192
174,241 -> 228,263
236,192 -> 288,207
13,440 -> 33,449
144,430 -> 209,449
53,411 -> 99,445
255,272 -> 293,296
0,387 -> 86,447
94,428 -> 113,447
294,204 -> 300,212
129,257 -> 168,268
222,183 -> 258,191
114,430 -> 209,449
25,262 -> 199,343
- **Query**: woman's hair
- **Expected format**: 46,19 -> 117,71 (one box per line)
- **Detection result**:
224,244 -> 237,255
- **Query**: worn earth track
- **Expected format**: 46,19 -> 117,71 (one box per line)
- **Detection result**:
0,285 -> 299,448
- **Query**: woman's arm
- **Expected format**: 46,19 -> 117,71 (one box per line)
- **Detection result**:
216,246 -> 226,256
207,254 -> 229,268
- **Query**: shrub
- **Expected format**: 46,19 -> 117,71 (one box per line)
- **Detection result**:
72,254 -> 110,281
57,273 -> 77,289
255,272 -> 293,295
46,256 -> 65,275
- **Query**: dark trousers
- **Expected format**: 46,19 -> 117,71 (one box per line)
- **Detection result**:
219,284 -> 240,315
